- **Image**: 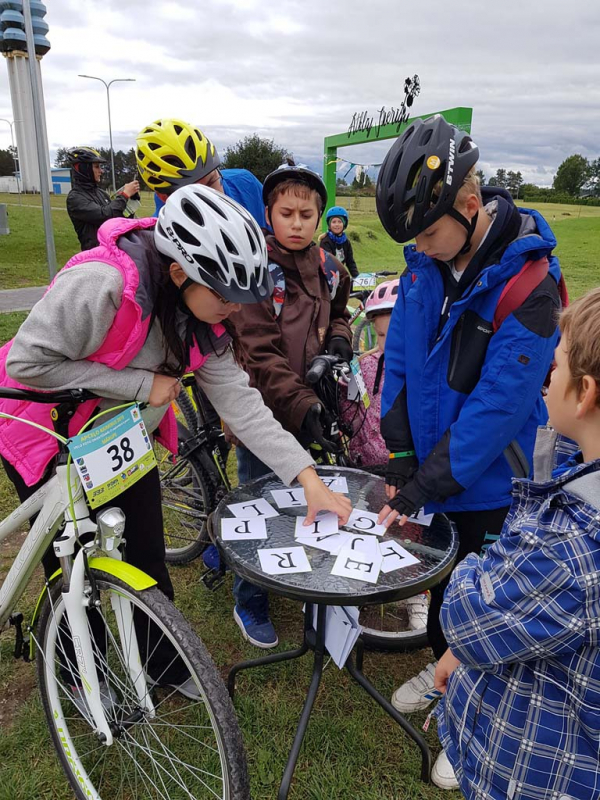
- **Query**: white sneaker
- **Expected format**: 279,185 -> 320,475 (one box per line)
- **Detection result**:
431,750 -> 459,789
70,681 -> 118,718
169,676 -> 201,701
391,662 -> 441,713
405,593 -> 429,630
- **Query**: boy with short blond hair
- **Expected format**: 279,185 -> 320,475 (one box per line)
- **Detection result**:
433,287 -> 600,798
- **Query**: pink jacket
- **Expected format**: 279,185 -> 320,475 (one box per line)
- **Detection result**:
0,217 -> 220,486
341,351 -> 388,468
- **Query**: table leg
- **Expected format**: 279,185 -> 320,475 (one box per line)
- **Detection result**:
277,603 -> 327,800
345,653 -> 432,782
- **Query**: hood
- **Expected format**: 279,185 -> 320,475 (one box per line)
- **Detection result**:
71,163 -> 100,190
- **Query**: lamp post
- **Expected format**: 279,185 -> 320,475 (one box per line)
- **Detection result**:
78,74 -> 135,193
0,118 -> 22,202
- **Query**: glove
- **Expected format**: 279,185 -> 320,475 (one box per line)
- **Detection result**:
300,403 -> 338,453
386,474 -> 429,519
385,452 -> 419,491
326,336 -> 353,363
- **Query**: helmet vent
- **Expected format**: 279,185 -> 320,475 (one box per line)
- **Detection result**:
173,221 -> 200,247
181,198 -> 205,228
420,128 -> 433,146
406,156 -> 425,192
173,124 -> 183,135
233,262 -> 248,287
245,227 -> 257,255
221,232 -> 239,256
215,245 -> 229,272
200,193 -> 228,220
163,155 -> 185,170
147,161 -> 161,173
194,129 -> 204,142
185,137 -> 197,162
147,142 -> 160,152
147,175 -> 162,186
459,136 -> 474,154
194,254 -> 227,284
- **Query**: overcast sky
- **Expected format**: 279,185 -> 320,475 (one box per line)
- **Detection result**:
1,0 -> 598,187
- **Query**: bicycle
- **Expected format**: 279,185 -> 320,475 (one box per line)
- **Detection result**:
347,270 -> 398,353
0,386 -> 248,799
305,354 -> 429,653
154,375 -> 231,565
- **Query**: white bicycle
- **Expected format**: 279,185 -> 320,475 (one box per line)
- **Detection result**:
0,386 -> 248,800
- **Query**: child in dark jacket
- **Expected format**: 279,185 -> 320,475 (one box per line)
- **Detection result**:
319,206 -> 359,278
227,161 -> 353,648
375,115 -> 563,744
434,287 -> 600,797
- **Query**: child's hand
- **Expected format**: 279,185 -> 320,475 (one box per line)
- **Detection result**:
296,467 -> 352,525
434,649 -> 462,694
149,374 -> 181,407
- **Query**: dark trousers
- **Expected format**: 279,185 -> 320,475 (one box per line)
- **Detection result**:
427,505 -> 510,660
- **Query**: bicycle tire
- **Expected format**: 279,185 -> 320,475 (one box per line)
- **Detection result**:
154,440 -> 216,565
352,317 -> 376,353
175,386 -> 201,435
36,571 -> 249,800
358,600 -> 429,653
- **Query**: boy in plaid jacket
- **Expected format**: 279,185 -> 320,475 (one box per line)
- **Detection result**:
434,287 -> 600,798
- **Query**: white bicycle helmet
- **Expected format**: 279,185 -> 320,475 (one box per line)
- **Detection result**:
154,184 -> 272,304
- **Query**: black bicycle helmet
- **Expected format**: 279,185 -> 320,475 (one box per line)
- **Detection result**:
376,115 -> 479,244
262,160 -> 328,210
67,146 -> 107,165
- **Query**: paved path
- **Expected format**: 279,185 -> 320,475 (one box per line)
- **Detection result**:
0,286 -> 47,312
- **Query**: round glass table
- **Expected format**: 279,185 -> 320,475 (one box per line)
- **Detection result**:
212,466 -> 458,796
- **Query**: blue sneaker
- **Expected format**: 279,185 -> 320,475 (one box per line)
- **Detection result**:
202,544 -> 223,572
233,604 -> 278,649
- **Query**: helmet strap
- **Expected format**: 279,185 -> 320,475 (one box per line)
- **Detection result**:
179,277 -> 196,295
447,208 -> 479,256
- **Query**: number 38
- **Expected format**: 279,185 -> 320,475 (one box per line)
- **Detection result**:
107,437 -> 135,472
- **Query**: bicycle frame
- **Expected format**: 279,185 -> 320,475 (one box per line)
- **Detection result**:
0,463 -> 155,747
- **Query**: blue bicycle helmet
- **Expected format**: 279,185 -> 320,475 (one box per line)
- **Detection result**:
326,206 -> 349,229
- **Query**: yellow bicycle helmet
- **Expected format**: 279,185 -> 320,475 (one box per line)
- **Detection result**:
136,118 -> 221,195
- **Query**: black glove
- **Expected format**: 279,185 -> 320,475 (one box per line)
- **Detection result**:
385,452 -> 418,490
386,473 -> 429,518
326,336 -> 353,363
300,403 -> 338,453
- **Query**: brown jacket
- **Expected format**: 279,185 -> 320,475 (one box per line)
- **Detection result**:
228,235 -> 352,439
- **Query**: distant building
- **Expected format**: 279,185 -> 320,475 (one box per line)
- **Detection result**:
51,167 -> 70,195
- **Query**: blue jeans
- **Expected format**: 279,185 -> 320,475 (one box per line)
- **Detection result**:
233,446 -> 271,611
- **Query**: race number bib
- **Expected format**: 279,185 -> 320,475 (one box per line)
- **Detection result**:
68,405 -> 157,507
347,357 -> 371,409
352,273 -> 378,290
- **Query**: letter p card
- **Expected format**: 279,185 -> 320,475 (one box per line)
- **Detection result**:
221,517 -> 268,541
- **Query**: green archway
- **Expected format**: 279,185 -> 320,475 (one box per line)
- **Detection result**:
322,106 -> 473,227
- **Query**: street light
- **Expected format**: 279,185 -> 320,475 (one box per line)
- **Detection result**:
78,74 -> 136,193
0,117 -> 22,201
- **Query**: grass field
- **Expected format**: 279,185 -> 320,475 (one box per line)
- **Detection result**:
0,194 -> 599,799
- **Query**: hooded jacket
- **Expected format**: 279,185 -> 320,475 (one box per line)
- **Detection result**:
381,189 -> 561,512
66,165 -> 129,251
320,233 -> 359,278
227,235 -> 352,437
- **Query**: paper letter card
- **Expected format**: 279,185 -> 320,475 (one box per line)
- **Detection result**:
344,508 -> 386,537
270,488 -> 306,508
258,546 -> 312,575
294,512 -> 339,539
408,508 -> 434,527
297,532 -> 352,555
319,476 -> 349,493
331,545 -> 382,584
227,498 -> 279,519
379,540 -> 420,573
345,533 -> 382,560
221,517 -> 268,541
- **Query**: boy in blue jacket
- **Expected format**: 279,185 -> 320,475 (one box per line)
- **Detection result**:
375,115 -> 562,728
434,287 -> 600,797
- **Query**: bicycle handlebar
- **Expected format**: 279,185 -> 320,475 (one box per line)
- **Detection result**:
0,387 -> 99,405
306,354 -> 345,385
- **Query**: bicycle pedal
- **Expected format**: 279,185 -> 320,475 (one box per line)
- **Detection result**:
200,568 -> 226,592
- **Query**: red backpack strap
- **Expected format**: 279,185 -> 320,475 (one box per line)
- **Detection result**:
492,258 -> 550,333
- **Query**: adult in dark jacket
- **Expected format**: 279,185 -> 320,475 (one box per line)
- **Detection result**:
319,205 -> 359,278
66,146 -> 140,251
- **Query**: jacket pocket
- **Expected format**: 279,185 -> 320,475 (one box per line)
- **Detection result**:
447,311 -> 494,394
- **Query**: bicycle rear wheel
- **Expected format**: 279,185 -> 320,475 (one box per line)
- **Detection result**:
352,317 -> 377,353
155,438 -> 215,565
36,571 -> 249,800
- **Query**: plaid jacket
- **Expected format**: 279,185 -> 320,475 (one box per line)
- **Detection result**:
436,454 -> 600,800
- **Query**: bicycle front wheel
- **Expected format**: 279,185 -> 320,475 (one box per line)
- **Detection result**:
36,571 -> 249,800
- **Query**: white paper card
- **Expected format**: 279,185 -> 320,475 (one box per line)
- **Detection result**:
297,532 -> 352,555
345,533 -> 382,560
312,604 -> 362,669
295,512 -> 339,539
258,546 -> 312,575
221,517 -> 268,541
331,546 -> 382,584
379,540 -> 421,573
408,508 -> 434,527
227,498 -> 279,519
344,508 -> 387,537
319,476 -> 349,493
270,488 -> 307,508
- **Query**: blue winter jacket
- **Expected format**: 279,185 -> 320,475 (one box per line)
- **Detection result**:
381,195 -> 561,513
153,168 -> 266,228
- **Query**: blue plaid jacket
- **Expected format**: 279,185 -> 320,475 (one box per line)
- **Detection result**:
437,456 -> 600,800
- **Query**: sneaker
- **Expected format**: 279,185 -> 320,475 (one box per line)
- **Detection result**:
202,544 -> 222,572
70,681 -> 118,718
405,593 -> 429,631
234,605 -> 278,649
391,662 -> 441,713
168,676 -> 201,701
431,750 -> 459,789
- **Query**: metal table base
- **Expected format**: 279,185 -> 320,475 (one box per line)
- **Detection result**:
228,603 -> 431,800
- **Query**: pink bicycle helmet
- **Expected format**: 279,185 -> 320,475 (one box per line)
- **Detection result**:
365,279 -> 400,318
